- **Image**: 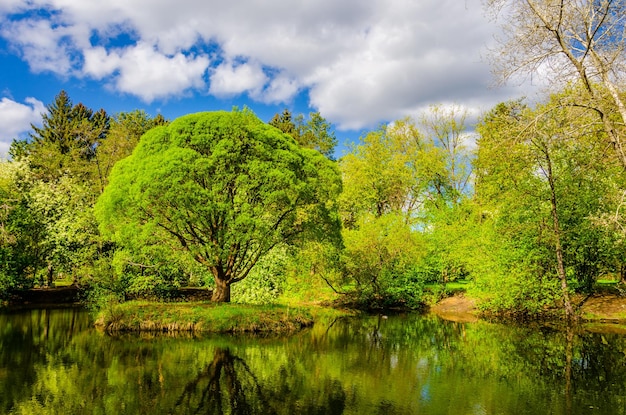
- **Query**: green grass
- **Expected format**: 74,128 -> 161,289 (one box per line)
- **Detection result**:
424,280 -> 471,293
52,277 -> 74,287
95,301 -> 349,334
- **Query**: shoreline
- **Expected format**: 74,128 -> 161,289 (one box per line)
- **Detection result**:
430,292 -> 626,325
5,288 -> 626,332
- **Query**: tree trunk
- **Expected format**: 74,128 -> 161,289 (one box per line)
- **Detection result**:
212,277 -> 231,303
546,154 -> 575,320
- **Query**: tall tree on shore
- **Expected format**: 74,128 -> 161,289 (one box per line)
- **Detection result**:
474,93 -> 622,318
96,109 -> 342,302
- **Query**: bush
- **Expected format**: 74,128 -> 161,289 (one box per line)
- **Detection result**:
231,249 -> 288,304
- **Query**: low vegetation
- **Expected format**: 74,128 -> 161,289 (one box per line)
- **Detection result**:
94,301 -> 351,333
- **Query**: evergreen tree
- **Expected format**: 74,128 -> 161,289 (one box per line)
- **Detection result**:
21,90 -> 111,183
270,109 -> 337,159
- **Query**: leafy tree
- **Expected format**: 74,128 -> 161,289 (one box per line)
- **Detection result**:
340,117 -> 444,224
341,212 -> 426,308
0,160 -> 45,294
473,93 -> 623,317
92,110 -> 169,193
270,109 -> 338,158
28,176 -> 101,287
339,111 -> 475,297
486,0 -> 626,168
338,118 -> 448,306
420,104 -> 473,206
96,109 -> 342,302
416,105 -> 476,285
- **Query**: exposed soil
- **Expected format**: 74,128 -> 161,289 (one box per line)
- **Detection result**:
430,292 -> 626,323
576,294 -> 626,320
429,294 -> 479,323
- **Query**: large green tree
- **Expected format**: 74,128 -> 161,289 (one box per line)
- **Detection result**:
96,109 -> 342,302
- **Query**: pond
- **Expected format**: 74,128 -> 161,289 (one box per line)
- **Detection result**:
1,307 -> 625,414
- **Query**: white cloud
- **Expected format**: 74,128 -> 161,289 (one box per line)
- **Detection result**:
0,97 -> 45,156
209,61 -> 268,98
85,43 -> 210,102
261,74 -> 301,104
83,46 -> 121,79
1,19 -> 76,75
0,0 -> 31,15
0,0 -> 540,129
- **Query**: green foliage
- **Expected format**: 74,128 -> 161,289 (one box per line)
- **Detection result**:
0,160 -> 46,290
339,118 -> 443,222
269,109 -> 338,158
471,91 -> 626,315
341,213 -> 426,308
96,109 -> 342,302
420,104 -> 473,205
28,175 -> 101,282
338,113 -> 473,309
466,218 -> 562,316
231,248 -> 288,304
93,110 -> 169,192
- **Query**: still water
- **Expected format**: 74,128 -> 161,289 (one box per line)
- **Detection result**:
0,307 -> 625,414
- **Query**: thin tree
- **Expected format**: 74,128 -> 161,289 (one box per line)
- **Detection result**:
486,0 -> 626,167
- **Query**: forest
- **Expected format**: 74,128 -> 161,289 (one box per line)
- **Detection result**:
0,83 -> 622,321
1,1 -> 626,320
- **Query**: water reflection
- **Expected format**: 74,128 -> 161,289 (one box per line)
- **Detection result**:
174,347 -> 274,414
1,308 -> 626,414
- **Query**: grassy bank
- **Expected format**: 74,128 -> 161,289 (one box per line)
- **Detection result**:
94,301 -> 349,333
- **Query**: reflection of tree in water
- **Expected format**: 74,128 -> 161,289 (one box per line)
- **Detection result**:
174,348 -> 275,415
174,347 -> 347,415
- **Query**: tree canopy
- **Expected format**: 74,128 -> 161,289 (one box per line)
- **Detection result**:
96,109 -> 342,302
270,109 -> 338,159
486,0 -> 626,168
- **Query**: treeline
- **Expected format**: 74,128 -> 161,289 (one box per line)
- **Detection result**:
0,91 -> 168,298
1,85 -> 626,318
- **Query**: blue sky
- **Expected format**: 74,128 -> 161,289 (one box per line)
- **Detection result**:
0,0 -> 536,157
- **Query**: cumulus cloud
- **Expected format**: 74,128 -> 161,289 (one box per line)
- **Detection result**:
209,60 -> 267,98
0,0 -> 536,129
1,19 -> 77,75
261,74 -> 301,104
0,97 -> 45,156
84,43 -> 210,102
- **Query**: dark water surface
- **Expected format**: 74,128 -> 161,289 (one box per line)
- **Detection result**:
1,307 -> 625,414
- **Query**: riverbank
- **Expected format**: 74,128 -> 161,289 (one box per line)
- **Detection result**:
430,292 -> 626,324
6,287 -> 626,331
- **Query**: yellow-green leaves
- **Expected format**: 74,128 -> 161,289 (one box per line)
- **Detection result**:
96,109 -> 342,302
